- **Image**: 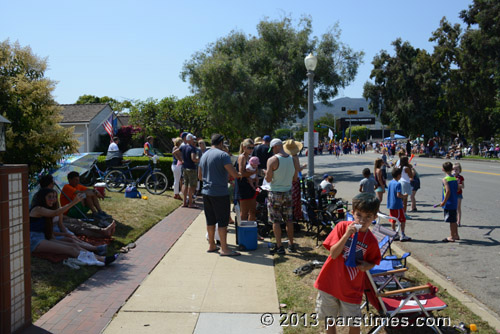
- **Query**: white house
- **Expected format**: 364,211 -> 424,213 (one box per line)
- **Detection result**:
59,104 -> 113,153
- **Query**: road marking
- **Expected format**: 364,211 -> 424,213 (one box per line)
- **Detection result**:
417,163 -> 500,176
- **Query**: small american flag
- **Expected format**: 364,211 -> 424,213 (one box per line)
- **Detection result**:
103,115 -> 113,138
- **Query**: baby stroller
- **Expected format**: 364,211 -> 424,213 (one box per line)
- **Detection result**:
255,187 -> 272,237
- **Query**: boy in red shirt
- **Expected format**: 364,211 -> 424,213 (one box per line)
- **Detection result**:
314,193 -> 381,334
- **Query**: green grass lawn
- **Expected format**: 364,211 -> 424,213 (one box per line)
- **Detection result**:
31,190 -> 181,321
461,155 -> 499,161
273,223 -> 496,334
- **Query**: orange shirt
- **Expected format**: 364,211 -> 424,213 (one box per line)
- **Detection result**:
60,184 -> 87,212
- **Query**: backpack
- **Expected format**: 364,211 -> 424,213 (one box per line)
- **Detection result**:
125,185 -> 141,198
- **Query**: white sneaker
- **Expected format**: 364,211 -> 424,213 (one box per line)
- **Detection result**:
67,257 -> 86,267
78,251 -> 104,266
85,251 -> 105,267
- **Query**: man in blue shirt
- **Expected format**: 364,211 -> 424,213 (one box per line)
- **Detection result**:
198,134 -> 241,256
181,134 -> 199,208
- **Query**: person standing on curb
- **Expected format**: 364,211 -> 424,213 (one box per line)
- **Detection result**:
265,138 -> 299,255
198,134 -> 242,256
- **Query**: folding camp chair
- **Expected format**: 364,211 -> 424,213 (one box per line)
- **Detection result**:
55,183 -> 93,222
370,213 -> 411,289
365,270 -> 448,334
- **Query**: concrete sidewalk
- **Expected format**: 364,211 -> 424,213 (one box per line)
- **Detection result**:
103,210 -> 282,334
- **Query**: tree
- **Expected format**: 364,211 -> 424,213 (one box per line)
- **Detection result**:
128,95 -> 211,151
0,40 -> 79,174
181,16 -> 363,144
363,39 -> 442,139
76,94 -> 133,112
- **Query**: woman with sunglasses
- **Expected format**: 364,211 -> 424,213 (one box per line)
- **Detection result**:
236,138 -> 258,225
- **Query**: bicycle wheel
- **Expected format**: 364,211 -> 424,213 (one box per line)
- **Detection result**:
105,170 -> 127,192
145,171 -> 168,195
79,170 -> 96,187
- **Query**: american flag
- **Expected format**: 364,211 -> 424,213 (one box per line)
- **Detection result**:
103,115 -> 113,138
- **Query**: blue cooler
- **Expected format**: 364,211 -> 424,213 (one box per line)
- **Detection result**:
237,221 -> 258,251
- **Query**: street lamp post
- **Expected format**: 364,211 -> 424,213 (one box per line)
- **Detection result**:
305,53 -> 317,180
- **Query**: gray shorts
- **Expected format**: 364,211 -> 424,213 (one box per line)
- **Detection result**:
315,290 -> 361,324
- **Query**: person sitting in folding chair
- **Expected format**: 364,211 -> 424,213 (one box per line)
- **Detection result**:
60,171 -> 111,221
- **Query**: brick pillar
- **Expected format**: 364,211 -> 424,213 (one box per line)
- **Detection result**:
0,165 -> 31,334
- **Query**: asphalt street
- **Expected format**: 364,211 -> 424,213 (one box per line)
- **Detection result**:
300,152 -> 500,317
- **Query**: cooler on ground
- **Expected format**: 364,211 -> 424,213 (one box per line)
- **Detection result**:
237,220 -> 258,251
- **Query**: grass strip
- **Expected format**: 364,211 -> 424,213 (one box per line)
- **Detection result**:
31,190 -> 181,321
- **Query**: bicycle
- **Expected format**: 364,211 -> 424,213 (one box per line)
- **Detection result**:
104,159 -> 169,195
80,160 -> 109,186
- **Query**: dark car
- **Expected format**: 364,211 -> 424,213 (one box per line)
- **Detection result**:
122,148 -> 165,157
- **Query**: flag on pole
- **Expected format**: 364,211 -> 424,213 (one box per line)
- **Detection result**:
103,115 -> 113,139
328,128 -> 334,140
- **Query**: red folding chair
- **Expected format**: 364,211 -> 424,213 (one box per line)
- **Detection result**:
364,270 -> 447,334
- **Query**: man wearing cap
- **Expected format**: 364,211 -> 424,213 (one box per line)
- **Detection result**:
265,138 -> 299,254
180,134 -> 199,208
198,134 -> 242,256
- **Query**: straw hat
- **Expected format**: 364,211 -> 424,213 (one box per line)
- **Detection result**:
283,139 -> 303,156
254,137 -> 263,145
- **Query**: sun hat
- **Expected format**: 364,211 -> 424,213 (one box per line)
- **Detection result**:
254,137 -> 263,145
249,156 -> 260,165
268,138 -> 283,152
283,139 -> 303,156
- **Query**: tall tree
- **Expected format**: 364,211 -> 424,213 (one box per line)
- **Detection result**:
0,40 -> 79,174
76,94 -> 133,112
363,39 -> 441,139
181,16 -> 363,143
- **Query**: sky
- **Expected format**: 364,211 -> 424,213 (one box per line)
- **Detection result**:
1,0 -> 473,105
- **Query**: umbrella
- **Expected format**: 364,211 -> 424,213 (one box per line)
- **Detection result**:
383,134 -> 406,140
52,152 -> 102,188
29,152 -> 102,204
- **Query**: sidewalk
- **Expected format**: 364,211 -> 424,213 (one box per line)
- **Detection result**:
103,210 -> 281,334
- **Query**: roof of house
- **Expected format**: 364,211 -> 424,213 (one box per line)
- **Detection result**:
59,104 -> 111,123
117,113 -> 130,127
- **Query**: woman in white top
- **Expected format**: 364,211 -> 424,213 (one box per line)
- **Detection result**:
399,156 -> 413,215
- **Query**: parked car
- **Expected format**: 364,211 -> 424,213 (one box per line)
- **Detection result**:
122,148 -> 165,157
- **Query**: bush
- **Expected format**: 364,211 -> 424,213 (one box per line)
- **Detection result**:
96,156 -> 173,187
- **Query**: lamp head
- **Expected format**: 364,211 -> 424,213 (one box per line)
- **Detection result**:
304,53 -> 318,71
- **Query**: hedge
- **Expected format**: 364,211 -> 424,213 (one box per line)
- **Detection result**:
96,156 -> 174,188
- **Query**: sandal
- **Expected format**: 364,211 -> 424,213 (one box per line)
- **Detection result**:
442,238 -> 455,243
220,251 -> 241,257
119,242 -> 137,253
207,247 -> 220,253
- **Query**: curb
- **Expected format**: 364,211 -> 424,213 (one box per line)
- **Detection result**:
391,243 -> 500,331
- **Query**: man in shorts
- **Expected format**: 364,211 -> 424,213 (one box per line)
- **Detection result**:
265,138 -> 299,254
198,134 -> 241,256
60,171 -> 111,221
180,133 -> 200,208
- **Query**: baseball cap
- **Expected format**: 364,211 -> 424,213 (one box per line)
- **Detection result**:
181,132 -> 188,139
263,135 -> 271,142
186,133 -> 194,141
268,138 -> 283,152
323,173 -> 329,179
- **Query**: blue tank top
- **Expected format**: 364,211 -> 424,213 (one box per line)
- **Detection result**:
270,155 -> 295,192
443,175 -> 458,210
30,216 -> 46,233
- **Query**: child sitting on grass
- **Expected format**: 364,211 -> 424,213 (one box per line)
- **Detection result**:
314,193 -> 382,334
